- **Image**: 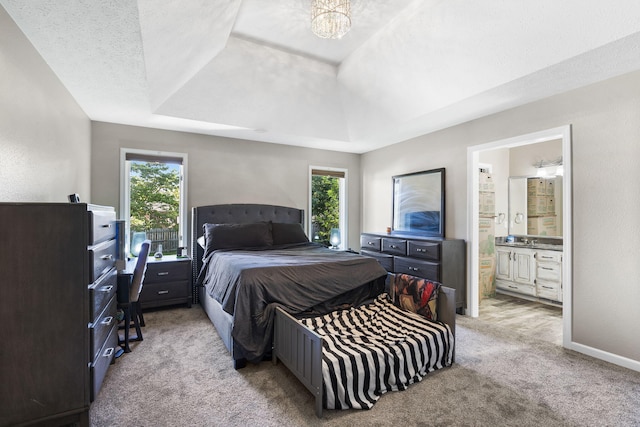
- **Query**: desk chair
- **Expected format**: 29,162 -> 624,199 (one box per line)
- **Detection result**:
118,240 -> 151,352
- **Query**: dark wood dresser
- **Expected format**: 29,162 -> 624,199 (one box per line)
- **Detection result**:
139,255 -> 192,309
360,232 -> 467,313
0,203 -> 117,427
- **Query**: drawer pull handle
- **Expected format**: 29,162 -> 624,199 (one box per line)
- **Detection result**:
103,347 -> 114,358
416,248 -> 426,253
508,285 -> 518,289
101,224 -> 112,228
101,254 -> 113,260
390,245 -> 398,249
101,316 -> 114,326
541,286 -> 554,289
157,272 -> 169,276
158,290 -> 170,295
367,241 -> 374,245
100,285 -> 113,293
541,267 -> 554,270
408,266 -> 420,272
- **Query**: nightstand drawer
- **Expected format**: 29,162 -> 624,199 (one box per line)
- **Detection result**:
145,260 -> 190,284
140,280 -> 190,302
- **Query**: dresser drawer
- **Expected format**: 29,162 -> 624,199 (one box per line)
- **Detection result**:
407,241 -> 441,261
90,323 -> 117,402
89,295 -> 117,362
88,268 -> 117,321
145,259 -> 191,284
382,238 -> 407,256
360,235 -> 382,252
88,209 -> 116,246
360,250 -> 393,271
393,256 -> 439,282
140,280 -> 190,303
88,239 -> 116,283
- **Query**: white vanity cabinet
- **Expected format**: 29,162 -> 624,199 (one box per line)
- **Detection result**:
496,247 -> 536,296
495,245 -> 562,304
535,250 -> 562,302
495,247 -> 513,281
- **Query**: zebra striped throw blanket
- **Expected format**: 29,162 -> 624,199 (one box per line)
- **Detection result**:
300,293 -> 454,410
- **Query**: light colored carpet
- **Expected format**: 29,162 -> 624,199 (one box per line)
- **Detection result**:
90,303 -> 640,426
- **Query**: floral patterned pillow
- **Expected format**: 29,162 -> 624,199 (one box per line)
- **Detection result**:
392,273 -> 440,321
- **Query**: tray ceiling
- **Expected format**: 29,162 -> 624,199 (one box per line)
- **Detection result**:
3,0 -> 640,153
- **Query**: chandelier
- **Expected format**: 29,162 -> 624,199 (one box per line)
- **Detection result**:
311,0 -> 351,39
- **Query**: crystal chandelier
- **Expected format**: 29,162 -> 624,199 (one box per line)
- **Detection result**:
311,0 -> 351,39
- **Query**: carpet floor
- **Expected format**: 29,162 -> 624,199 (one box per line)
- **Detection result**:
90,302 -> 640,426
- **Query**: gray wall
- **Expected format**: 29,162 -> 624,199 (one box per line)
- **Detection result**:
0,6 -> 90,202
362,70 -> 640,365
90,122 -> 363,251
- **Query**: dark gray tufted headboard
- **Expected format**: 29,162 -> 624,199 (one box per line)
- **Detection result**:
190,204 -> 305,304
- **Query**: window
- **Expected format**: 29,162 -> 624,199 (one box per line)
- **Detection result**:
309,167 -> 346,249
120,149 -> 187,257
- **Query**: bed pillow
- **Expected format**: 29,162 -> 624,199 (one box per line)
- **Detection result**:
271,222 -> 309,245
392,273 -> 440,321
202,222 -> 273,257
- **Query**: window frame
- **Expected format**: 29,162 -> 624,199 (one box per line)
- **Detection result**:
119,148 -> 188,255
308,166 -> 348,249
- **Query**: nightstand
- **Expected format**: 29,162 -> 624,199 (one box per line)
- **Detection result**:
139,255 -> 192,309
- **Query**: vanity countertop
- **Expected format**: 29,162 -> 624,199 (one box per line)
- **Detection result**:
495,237 -> 563,251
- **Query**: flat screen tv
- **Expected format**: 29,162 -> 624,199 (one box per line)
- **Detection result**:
392,168 -> 445,238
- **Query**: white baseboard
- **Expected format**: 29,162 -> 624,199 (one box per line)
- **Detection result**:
567,341 -> 640,372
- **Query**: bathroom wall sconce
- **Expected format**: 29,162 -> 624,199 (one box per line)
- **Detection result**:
534,157 -> 563,177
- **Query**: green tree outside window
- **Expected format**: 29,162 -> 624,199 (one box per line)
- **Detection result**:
130,161 -> 180,253
311,175 -> 340,246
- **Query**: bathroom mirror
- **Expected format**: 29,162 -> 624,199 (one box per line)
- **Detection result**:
508,176 -> 563,237
392,168 -> 445,237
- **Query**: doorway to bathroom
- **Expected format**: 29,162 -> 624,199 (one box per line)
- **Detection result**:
467,126 -> 572,348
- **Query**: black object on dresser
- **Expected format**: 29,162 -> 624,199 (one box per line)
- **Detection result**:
360,232 -> 466,312
0,203 -> 118,427
138,255 -> 192,309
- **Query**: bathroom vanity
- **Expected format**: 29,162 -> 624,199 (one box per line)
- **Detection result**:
495,237 -> 563,306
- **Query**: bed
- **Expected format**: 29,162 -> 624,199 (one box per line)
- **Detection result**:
191,204 -> 388,369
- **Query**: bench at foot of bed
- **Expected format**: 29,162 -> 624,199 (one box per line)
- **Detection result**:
273,287 -> 456,418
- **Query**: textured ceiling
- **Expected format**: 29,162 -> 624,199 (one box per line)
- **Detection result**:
3,0 -> 640,153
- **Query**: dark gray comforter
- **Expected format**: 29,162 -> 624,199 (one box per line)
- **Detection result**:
198,243 -> 388,362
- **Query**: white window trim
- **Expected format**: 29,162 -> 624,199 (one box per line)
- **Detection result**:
120,148 -> 188,255
308,165 -> 348,249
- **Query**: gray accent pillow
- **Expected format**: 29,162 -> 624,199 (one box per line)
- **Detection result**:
203,222 -> 273,257
271,222 -> 309,245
